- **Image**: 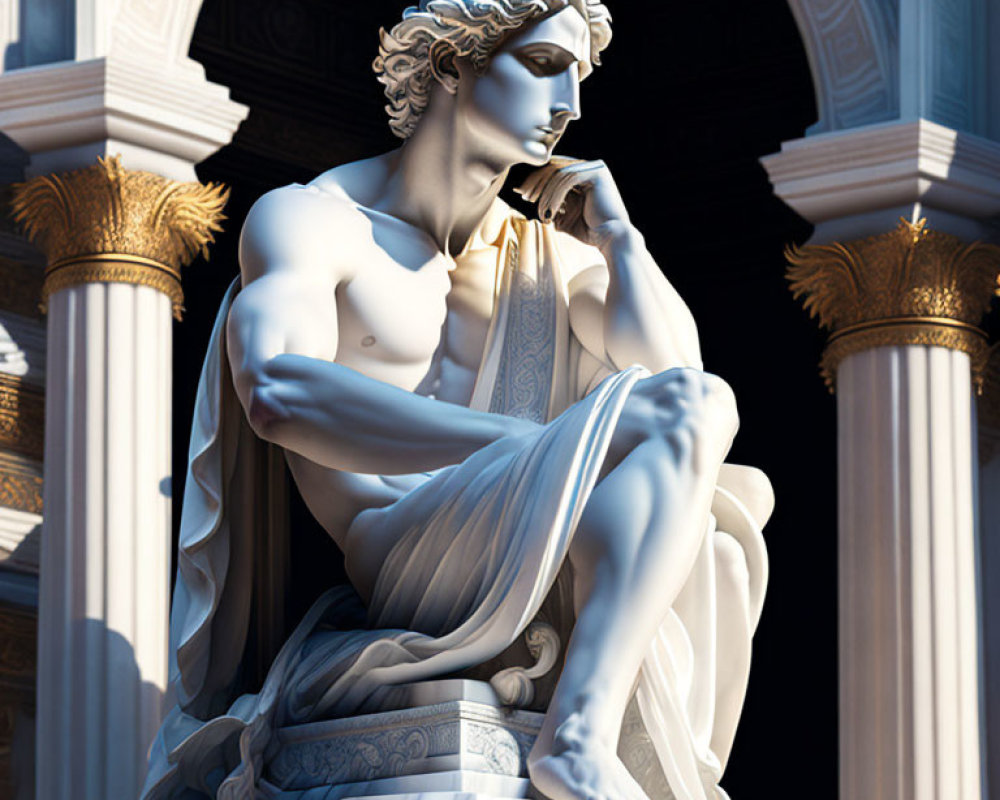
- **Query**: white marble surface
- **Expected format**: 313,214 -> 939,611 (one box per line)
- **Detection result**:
37,283 -> 173,798
264,681 -> 540,798
761,119 -> 1000,242
0,311 -> 45,385
147,6 -> 772,800
270,697 -> 540,789
0,506 -> 40,571
838,345 -> 982,800
0,0 -> 247,180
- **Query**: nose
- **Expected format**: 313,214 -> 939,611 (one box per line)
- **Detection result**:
551,70 -> 581,130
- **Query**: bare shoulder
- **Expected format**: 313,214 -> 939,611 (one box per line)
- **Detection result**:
238,182 -> 363,287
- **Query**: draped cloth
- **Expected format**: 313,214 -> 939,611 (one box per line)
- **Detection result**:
142,208 -> 770,800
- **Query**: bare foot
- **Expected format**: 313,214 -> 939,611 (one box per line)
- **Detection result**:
529,714 -> 648,800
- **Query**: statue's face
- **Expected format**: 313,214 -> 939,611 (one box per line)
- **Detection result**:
459,7 -> 591,167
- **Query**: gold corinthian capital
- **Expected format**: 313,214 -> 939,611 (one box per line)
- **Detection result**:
787,219 -> 1000,391
10,155 -> 229,320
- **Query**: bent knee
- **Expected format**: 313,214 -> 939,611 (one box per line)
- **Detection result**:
701,373 -> 739,433
658,369 -> 739,439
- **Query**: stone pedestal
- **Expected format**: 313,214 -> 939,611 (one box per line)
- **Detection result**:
262,681 -> 542,800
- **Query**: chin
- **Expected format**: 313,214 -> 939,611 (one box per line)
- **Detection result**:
521,141 -> 554,166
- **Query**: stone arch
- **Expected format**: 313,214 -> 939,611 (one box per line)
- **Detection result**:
785,0 -> 899,133
111,0 -> 209,74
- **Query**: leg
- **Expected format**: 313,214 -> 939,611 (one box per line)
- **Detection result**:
529,369 -> 738,800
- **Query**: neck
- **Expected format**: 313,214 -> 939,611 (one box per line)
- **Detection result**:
374,86 -> 511,257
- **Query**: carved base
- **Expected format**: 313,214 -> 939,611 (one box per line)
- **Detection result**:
264,680 -> 542,800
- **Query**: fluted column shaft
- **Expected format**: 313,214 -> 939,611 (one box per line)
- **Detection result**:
11,156 -> 227,799
40,282 -> 172,796
838,345 -> 981,800
788,219 -> 1000,800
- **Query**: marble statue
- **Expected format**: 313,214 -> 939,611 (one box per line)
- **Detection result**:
143,1 -> 773,798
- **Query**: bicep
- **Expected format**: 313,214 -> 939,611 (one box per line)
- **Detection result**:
226,273 -> 339,411
229,184 -> 349,407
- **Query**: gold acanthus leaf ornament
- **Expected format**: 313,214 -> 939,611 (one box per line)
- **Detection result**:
787,219 -> 1000,392
10,155 -> 229,320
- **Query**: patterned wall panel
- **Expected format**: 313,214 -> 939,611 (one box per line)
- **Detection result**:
787,0 -> 899,133
927,0 -> 985,134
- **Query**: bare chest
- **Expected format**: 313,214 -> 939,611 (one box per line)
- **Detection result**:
334,248 -> 452,377
332,213 -> 502,395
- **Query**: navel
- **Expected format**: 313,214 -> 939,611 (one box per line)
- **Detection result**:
361,335 -> 377,348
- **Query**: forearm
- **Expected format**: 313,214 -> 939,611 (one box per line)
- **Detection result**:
245,354 -> 538,475
598,222 -> 702,372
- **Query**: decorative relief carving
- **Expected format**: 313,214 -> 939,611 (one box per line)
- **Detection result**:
0,607 -> 36,687
0,453 -> 42,515
268,701 -> 541,791
929,0 -> 977,132
787,219 -> 1000,390
787,0 -> 898,133
0,375 -> 43,461
0,256 -> 43,320
10,155 -> 229,320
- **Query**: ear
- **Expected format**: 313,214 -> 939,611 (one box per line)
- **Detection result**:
428,40 -> 460,95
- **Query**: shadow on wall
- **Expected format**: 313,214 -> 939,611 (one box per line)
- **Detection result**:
0,132 -> 28,183
2,0 -> 74,72
9,619 -> 164,800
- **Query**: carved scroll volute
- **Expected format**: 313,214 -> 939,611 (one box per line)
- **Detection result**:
9,155 -> 229,320
787,219 -> 1000,392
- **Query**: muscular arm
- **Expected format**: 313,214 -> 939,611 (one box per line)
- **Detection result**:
566,223 -> 703,375
522,160 -> 702,373
229,186 -> 537,476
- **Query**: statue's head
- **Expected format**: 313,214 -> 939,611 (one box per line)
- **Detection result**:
374,0 -> 612,162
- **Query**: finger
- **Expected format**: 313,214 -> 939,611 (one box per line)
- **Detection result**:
532,160 -> 594,210
514,156 -> 588,199
538,170 -> 587,223
516,163 -> 562,201
548,155 -> 587,170
538,164 -> 601,222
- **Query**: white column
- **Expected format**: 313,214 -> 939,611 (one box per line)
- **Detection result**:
38,282 -> 172,797
12,156 -> 229,799
838,345 -> 982,800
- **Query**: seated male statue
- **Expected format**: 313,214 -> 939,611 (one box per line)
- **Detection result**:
144,1 -> 774,799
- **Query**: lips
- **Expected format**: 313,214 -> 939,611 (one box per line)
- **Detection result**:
536,126 -> 559,144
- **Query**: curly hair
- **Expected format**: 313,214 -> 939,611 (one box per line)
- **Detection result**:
374,0 -> 613,139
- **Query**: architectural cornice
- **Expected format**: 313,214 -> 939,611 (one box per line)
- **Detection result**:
762,119 -> 1000,226
0,55 -> 248,181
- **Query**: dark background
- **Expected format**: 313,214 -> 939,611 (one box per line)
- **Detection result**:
177,1 -> 836,796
